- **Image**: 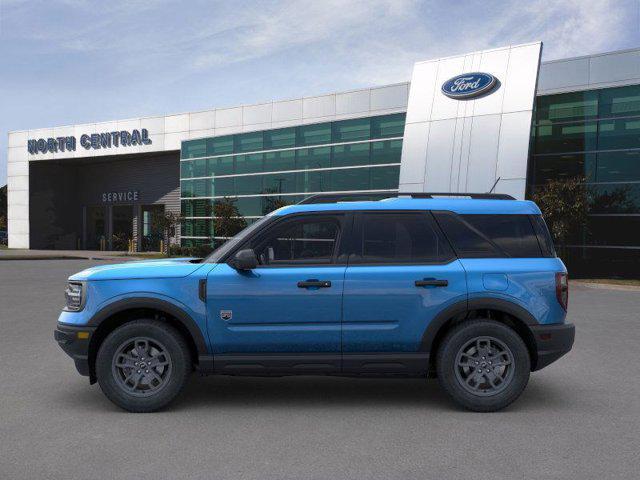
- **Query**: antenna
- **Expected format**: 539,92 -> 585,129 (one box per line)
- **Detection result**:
488,177 -> 501,194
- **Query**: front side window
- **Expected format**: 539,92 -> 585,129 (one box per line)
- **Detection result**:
251,216 -> 341,266
353,212 -> 453,264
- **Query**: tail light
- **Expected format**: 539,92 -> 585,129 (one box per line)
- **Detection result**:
555,272 -> 568,311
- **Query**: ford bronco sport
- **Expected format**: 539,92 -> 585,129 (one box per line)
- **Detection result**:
55,193 -> 574,412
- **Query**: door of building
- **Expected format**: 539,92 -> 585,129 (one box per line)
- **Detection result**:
86,206 -> 106,250
140,205 -> 165,252
111,205 -> 134,251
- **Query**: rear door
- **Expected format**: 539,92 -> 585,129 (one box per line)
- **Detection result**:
341,211 -> 467,374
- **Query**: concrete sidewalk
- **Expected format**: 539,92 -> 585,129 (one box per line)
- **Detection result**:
0,249 -> 163,261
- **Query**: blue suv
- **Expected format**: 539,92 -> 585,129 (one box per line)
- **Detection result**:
55,193 -> 574,412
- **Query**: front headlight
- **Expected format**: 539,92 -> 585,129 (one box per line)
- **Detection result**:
64,282 -> 85,311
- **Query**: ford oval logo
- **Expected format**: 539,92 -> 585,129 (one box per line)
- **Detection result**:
441,72 -> 497,99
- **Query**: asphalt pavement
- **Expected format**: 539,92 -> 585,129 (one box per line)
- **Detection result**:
1,259 -> 639,480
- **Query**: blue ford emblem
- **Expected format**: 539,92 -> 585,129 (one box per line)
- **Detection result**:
441,72 -> 497,99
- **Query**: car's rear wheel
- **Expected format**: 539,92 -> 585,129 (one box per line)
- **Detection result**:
96,320 -> 192,412
436,319 -> 530,412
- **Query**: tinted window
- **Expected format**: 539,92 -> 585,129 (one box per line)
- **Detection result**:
252,216 -> 341,265
462,215 -> 541,257
434,212 -> 499,258
435,213 -> 543,258
530,215 -> 556,257
355,213 -> 452,264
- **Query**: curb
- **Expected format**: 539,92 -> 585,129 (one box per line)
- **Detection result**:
571,280 -> 640,292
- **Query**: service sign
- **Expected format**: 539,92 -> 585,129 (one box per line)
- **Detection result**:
441,72 -> 497,99
27,129 -> 152,155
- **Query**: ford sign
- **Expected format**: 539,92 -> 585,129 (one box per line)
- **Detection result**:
441,72 -> 497,99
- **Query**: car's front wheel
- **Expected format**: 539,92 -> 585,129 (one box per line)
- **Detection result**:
436,319 -> 530,412
96,320 -> 192,412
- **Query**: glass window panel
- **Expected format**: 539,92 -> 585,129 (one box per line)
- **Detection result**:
234,132 -> 263,153
180,159 -> 208,178
296,170 -> 330,193
597,119 -> 640,150
181,199 -> 212,217
596,151 -> 640,182
370,166 -> 400,190
296,147 -> 331,170
371,113 -> 406,138
533,121 -> 598,154
530,153 -> 596,184
181,139 -> 206,159
357,213 -> 452,264
535,91 -> 598,124
180,180 -> 193,198
264,128 -> 296,149
212,177 -> 235,197
235,153 -> 264,174
262,172 -> 296,194
332,143 -> 370,167
598,85 -> 640,118
589,183 -> 640,214
296,123 -> 331,146
209,156 -> 234,176
264,150 -> 295,171
332,118 -> 370,142
206,136 -> 233,156
182,219 -> 213,237
583,216 -> 640,246
235,175 -> 263,195
327,168 -> 370,191
371,139 -> 402,164
235,197 -> 264,217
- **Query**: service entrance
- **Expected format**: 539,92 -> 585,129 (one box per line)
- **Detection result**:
111,205 -> 134,251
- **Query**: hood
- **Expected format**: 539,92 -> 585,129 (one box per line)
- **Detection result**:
69,258 -> 205,281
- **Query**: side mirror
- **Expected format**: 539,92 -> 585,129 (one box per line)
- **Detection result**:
231,249 -> 258,270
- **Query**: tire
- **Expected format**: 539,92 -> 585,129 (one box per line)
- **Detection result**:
96,319 -> 192,412
436,319 -> 530,412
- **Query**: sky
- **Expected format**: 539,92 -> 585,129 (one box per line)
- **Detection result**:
1,0 -> 639,186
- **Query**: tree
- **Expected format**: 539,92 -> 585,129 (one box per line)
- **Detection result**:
151,210 -> 183,255
532,177 -> 589,257
213,198 -> 247,245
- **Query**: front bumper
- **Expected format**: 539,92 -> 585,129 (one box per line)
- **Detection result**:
530,322 -> 575,371
54,323 -> 96,377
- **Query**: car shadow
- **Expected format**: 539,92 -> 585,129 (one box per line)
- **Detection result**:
54,373 -> 575,414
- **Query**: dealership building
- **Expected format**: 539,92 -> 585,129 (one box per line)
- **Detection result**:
6,43 -> 640,276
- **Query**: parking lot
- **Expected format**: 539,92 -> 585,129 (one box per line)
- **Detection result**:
1,259 -> 639,480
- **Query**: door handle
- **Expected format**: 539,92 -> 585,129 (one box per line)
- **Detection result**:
297,279 -> 332,288
415,278 -> 448,287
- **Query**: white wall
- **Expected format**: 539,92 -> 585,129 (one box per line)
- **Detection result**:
399,43 -> 542,199
7,84 -> 408,248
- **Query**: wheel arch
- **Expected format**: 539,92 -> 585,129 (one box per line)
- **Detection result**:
422,298 -> 539,373
86,298 -> 209,383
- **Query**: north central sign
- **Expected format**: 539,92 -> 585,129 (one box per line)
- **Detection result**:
441,72 -> 497,99
27,128 -> 152,155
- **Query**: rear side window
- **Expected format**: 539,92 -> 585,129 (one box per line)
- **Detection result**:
353,212 -> 453,264
530,215 -> 557,257
434,212 -> 546,258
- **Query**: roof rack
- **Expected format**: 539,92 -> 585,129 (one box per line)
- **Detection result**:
297,192 -> 515,204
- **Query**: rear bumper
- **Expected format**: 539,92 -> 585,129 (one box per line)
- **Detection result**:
54,323 -> 96,377
530,323 -> 575,371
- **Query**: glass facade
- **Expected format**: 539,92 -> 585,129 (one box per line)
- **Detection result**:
528,84 -> 640,277
180,113 -> 405,246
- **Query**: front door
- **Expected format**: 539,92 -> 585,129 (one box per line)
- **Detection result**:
341,211 -> 467,374
206,213 -> 348,373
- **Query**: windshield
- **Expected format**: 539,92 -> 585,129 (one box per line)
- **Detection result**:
203,215 -> 273,263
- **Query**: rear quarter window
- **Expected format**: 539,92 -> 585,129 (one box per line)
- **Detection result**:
433,212 -> 550,258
